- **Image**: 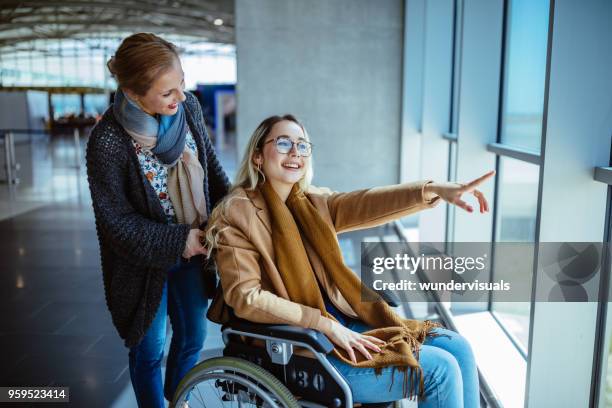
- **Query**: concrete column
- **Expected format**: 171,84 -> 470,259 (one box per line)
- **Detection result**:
235,0 -> 404,191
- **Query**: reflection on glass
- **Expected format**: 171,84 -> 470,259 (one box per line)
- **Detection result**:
500,0 -> 550,152
84,95 -> 109,117
605,311 -> 612,407
51,94 -> 82,118
603,208 -> 612,406
492,157 -> 539,352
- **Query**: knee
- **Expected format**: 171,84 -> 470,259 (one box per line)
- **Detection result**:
182,336 -> 205,354
432,348 -> 462,378
175,322 -> 206,351
129,341 -> 165,367
171,330 -> 205,358
432,328 -> 476,362
424,349 -> 463,393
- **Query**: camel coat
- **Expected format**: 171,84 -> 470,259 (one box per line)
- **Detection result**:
207,180 -> 441,333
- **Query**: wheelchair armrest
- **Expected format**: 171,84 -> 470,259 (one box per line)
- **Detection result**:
223,320 -> 335,354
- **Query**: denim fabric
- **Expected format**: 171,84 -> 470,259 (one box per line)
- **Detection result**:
324,299 -> 479,407
128,256 -> 209,407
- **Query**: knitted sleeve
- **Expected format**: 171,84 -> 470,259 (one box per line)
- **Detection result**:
86,122 -> 190,270
186,92 -> 231,209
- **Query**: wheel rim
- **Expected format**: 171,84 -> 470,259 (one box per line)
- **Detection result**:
174,365 -> 291,407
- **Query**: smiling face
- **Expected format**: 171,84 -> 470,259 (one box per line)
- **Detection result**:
125,58 -> 186,116
255,120 -> 311,190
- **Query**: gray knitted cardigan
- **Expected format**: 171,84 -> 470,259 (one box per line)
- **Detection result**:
86,91 -> 230,348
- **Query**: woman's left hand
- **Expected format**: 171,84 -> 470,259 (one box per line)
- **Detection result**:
424,170 -> 495,213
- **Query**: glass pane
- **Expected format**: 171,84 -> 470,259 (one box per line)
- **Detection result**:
500,0 -> 550,152
51,94 -> 82,118
491,157 -> 540,352
602,302 -> 612,407
0,39 -> 235,89
599,202 -> 612,407
84,94 -> 109,117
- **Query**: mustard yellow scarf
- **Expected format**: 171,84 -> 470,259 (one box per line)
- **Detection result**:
260,181 -> 442,400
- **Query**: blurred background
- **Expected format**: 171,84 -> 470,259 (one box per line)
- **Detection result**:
0,0 -> 610,407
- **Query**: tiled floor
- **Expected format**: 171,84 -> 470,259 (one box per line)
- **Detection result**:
0,201 -> 133,407
0,133 -> 406,407
0,134 -> 233,407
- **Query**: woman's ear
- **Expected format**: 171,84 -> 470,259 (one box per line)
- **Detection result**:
253,151 -> 263,166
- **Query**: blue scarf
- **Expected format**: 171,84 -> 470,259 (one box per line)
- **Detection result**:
112,88 -> 208,228
113,88 -> 187,166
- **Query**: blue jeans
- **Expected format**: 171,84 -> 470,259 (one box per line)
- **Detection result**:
325,301 -> 479,407
128,256 -> 209,408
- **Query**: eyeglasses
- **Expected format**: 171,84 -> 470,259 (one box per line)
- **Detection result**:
262,136 -> 313,157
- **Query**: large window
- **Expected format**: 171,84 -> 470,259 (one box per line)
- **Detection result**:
409,0 -> 610,405
491,157 -> 539,352
0,37 -> 236,89
499,0 -> 550,152
602,243 -> 612,407
444,0 -> 463,248
487,0 -> 550,355
594,166 -> 612,407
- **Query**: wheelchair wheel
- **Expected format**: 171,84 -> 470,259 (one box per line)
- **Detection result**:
171,356 -> 300,408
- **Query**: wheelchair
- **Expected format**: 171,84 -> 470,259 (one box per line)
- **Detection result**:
171,296 -> 409,408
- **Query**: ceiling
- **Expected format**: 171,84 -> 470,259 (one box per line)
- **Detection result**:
0,0 -> 234,55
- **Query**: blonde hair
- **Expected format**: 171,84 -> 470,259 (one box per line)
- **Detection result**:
205,114 -> 314,253
107,33 -> 180,96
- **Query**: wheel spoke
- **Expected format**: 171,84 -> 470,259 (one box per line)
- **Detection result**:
173,359 -> 296,408
231,369 -> 236,408
194,383 -> 205,407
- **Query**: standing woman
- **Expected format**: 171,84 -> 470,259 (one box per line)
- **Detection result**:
86,33 -> 230,407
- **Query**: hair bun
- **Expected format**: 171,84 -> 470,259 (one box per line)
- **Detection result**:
106,56 -> 116,76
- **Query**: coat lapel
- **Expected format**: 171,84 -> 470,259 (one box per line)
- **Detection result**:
245,188 -> 272,234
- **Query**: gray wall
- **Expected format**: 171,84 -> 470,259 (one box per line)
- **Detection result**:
0,92 -> 31,130
0,91 -> 48,131
235,0 -> 404,191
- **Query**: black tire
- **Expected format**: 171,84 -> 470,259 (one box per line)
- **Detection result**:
171,356 -> 300,408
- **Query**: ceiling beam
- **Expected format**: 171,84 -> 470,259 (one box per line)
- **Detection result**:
0,29 -> 233,48
0,14 -> 233,33
0,1 -> 233,21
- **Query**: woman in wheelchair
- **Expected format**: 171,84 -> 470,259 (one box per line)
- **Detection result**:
204,114 -> 492,407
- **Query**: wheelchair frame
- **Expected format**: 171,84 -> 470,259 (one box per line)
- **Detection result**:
222,321 -> 353,408
172,318 -> 403,407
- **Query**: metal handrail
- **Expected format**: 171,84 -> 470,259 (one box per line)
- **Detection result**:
0,129 -> 50,184
0,131 -> 18,184
1,127 -> 83,184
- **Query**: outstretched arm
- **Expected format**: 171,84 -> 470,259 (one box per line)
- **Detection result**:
323,170 -> 495,234
325,180 -> 441,234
